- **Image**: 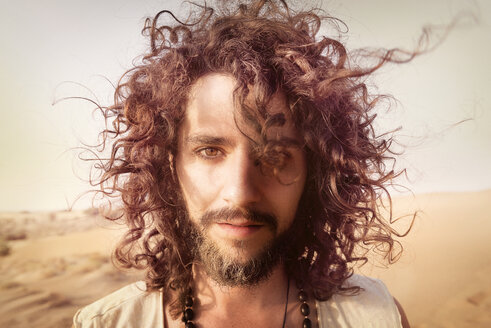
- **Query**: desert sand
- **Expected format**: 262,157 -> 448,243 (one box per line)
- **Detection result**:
0,190 -> 490,327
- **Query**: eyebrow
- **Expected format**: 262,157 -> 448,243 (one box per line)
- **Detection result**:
273,136 -> 302,147
185,134 -> 302,148
185,135 -> 235,147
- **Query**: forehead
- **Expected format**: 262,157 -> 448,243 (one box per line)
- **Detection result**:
182,73 -> 298,140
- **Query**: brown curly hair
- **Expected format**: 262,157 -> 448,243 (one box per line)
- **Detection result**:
94,0 -> 420,315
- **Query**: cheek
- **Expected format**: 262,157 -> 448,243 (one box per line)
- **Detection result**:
176,160 -> 219,215
272,176 -> 307,230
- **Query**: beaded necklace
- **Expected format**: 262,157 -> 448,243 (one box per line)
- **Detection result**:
181,278 -> 313,328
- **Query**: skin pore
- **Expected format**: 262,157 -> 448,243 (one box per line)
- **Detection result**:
169,73 -> 312,327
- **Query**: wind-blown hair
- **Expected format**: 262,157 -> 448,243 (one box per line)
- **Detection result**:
95,0 -> 418,315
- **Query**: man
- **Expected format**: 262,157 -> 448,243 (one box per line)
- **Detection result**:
73,1 -> 411,327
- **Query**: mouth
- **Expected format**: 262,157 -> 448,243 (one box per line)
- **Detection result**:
215,221 -> 264,238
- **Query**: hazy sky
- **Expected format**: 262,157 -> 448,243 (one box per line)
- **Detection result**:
1,0 -> 490,211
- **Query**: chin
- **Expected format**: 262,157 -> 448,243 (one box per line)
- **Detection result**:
197,236 -> 284,287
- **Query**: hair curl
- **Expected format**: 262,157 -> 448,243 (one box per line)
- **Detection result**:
94,0 -> 420,316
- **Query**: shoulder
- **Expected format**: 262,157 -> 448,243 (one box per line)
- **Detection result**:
343,274 -> 396,306
72,281 -> 162,328
316,274 -> 402,328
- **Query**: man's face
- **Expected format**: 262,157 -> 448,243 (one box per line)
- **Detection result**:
175,73 -> 307,284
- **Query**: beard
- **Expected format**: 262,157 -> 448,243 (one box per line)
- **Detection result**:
185,207 -> 294,287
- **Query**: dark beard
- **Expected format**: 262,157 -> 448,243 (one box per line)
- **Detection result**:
186,207 -> 293,287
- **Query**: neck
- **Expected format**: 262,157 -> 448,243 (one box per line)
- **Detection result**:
192,262 -> 289,314
165,263 -> 316,328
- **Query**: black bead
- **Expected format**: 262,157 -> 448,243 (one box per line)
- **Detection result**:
298,290 -> 308,302
184,308 -> 194,321
185,322 -> 196,328
303,318 -> 312,328
300,302 -> 310,316
185,295 -> 194,307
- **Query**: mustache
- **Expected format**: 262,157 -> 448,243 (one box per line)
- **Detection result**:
199,207 -> 278,231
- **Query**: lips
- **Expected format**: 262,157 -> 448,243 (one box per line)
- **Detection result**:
215,221 -> 264,238
200,208 -> 278,232
216,219 -> 262,227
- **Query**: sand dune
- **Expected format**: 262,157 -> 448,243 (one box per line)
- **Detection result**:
0,190 -> 490,327
361,191 -> 491,327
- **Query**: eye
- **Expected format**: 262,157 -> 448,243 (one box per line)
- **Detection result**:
196,147 -> 221,159
262,148 -> 292,169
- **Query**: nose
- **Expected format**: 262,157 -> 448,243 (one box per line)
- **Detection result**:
222,149 -> 261,208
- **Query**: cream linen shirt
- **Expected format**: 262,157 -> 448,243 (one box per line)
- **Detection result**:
73,274 -> 402,327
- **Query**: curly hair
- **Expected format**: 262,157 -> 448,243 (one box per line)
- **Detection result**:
94,0 -> 419,316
